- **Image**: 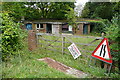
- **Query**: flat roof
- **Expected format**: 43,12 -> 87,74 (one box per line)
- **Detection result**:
24,18 -> 101,24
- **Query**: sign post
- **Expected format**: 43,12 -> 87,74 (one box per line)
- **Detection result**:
89,38 -> 112,75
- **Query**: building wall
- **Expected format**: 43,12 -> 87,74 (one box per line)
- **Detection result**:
24,21 -> 90,35
76,23 -> 83,35
32,23 -> 36,30
88,24 -> 90,34
59,24 -> 62,34
75,23 -> 90,35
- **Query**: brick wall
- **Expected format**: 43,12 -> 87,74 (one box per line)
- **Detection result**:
43,24 -> 46,33
76,23 -> 83,35
88,24 -> 90,34
28,30 -> 37,51
32,23 -> 36,30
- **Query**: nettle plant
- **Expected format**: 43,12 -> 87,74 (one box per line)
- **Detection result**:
1,13 -> 26,61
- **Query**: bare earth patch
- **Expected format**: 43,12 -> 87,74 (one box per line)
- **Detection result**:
37,57 -> 88,78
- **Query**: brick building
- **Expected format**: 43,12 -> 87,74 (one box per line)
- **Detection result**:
22,19 -> 91,35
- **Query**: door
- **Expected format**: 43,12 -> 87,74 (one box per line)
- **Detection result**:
46,24 -> 52,33
26,23 -> 32,30
83,24 -> 88,34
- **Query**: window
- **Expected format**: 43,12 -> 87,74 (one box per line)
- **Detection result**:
40,24 -> 43,28
37,24 -> 40,29
36,24 -> 43,29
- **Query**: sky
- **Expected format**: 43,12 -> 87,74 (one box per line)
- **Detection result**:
74,0 -> 89,16
75,0 -> 89,6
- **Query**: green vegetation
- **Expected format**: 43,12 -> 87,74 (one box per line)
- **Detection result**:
2,2 -> 74,20
1,12 -> 27,61
1,1 -> 119,78
2,50 -> 73,78
38,35 -> 119,78
2,34 -> 119,78
81,2 -> 119,33
105,14 -> 120,72
81,2 -> 119,20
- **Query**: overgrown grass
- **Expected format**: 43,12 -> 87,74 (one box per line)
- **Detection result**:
2,54 -> 73,78
2,34 -> 120,78
2,42 -> 74,78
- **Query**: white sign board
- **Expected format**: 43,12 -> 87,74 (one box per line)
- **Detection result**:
68,43 -> 81,59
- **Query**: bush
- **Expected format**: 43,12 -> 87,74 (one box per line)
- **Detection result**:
1,12 -> 27,61
105,14 -> 120,71
105,14 -> 120,60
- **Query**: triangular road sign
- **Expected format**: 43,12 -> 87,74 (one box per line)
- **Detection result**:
92,38 -> 112,64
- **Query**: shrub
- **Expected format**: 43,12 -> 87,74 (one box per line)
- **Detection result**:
105,14 -> 120,72
1,12 -> 27,61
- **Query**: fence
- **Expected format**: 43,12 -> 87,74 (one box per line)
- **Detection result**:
28,31 -> 119,74
36,33 -> 103,60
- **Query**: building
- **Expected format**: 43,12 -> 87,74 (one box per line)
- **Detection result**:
22,19 -> 93,35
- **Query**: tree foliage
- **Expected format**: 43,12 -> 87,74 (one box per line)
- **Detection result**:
81,2 -> 120,33
2,2 -> 74,20
104,13 -> 120,71
81,2 -> 119,20
105,14 -> 120,61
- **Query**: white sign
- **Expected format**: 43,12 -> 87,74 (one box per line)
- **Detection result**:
92,38 -> 112,63
94,40 -> 109,59
68,43 -> 81,59
69,25 -> 72,31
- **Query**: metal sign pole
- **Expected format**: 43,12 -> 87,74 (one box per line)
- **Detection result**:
108,64 -> 112,76
88,56 -> 112,76
88,56 -> 92,67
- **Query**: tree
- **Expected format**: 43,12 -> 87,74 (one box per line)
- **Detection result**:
2,2 -> 75,20
2,2 -> 27,21
105,14 -> 120,71
65,7 -> 77,33
80,2 -> 90,18
80,2 -> 120,33
81,2 -> 117,20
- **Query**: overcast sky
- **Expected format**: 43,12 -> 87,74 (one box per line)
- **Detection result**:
75,0 -> 89,6
74,0 -> 89,16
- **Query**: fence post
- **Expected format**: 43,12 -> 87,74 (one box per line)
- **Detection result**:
28,30 -> 37,51
101,32 -> 104,38
62,36 -> 65,54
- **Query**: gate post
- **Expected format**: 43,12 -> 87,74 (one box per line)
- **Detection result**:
28,30 -> 37,51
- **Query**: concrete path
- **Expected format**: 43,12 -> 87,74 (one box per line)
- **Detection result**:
37,57 -> 88,78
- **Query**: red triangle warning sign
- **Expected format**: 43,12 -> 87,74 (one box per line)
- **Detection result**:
92,38 -> 112,64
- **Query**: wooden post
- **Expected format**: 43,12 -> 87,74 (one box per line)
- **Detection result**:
62,36 -> 65,55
